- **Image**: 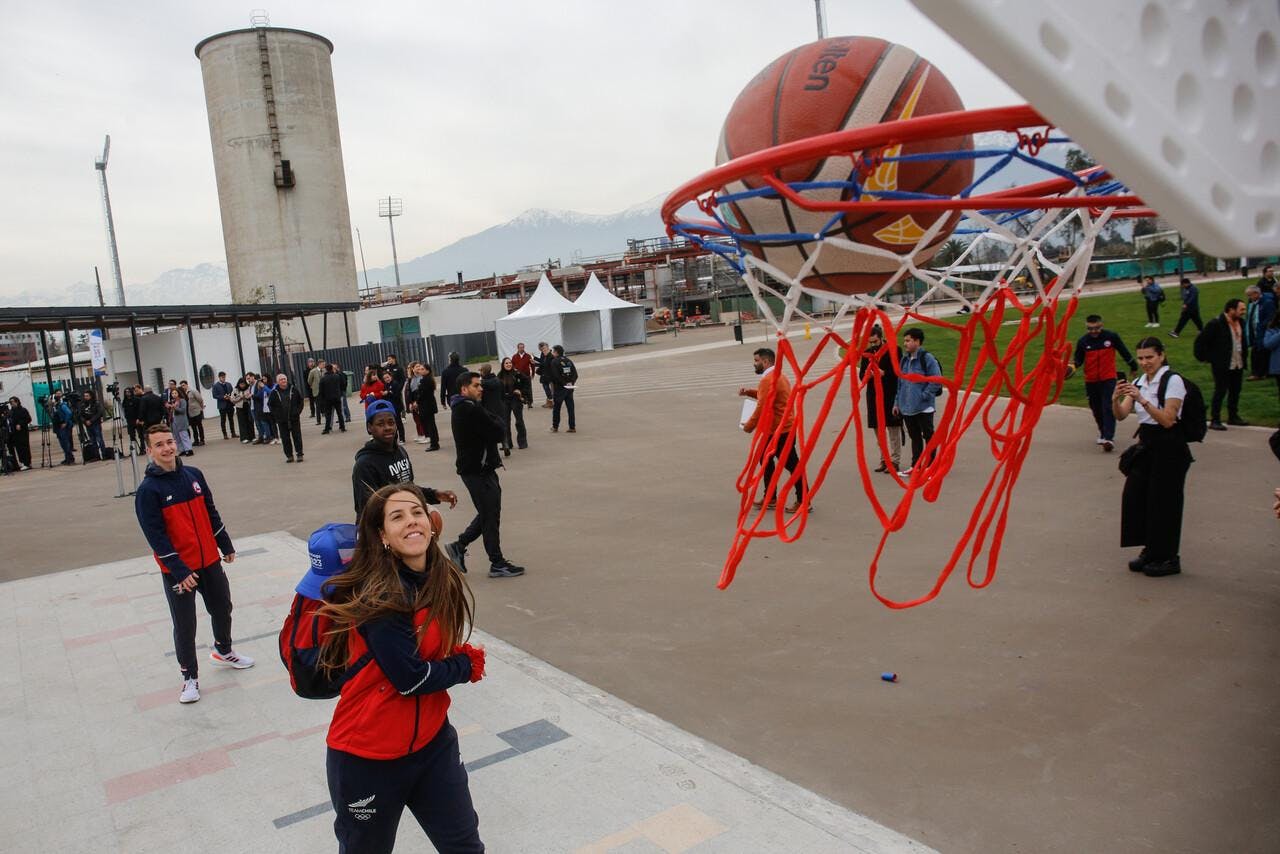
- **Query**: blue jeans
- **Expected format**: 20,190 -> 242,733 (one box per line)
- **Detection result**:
55,425 -> 74,461
255,415 -> 273,441
86,422 -> 105,453
1085,379 -> 1116,441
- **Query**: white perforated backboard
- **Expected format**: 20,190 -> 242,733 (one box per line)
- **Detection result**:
911,0 -> 1279,256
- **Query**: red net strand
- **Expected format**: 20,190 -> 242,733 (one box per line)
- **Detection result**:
724,287 -> 1079,608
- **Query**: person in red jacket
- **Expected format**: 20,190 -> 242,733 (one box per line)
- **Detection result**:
134,423 -> 254,705
359,366 -> 386,411
318,483 -> 486,853
1066,314 -> 1139,452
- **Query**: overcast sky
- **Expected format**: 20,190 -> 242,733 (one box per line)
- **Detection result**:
0,0 -> 1020,299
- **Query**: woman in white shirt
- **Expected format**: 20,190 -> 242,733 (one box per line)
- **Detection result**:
1112,337 -> 1193,577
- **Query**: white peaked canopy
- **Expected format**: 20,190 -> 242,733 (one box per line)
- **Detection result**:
495,274 -> 603,357
573,273 -> 646,350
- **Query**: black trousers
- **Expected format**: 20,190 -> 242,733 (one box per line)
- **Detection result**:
1173,306 -> 1203,334
902,411 -> 935,467
327,722 -> 483,854
161,561 -> 233,679
459,471 -> 504,566
190,414 -> 205,445
761,429 -> 803,504
322,399 -> 346,432
219,408 -> 237,438
422,411 -> 440,449
1145,301 -> 1160,324
505,400 -> 527,449
307,392 -> 317,421
1210,365 -> 1243,421
236,407 -> 254,440
1085,379 -> 1117,441
1121,426 -> 1192,561
552,387 -> 575,429
1250,346 -> 1269,379
7,432 -> 30,468
278,417 -> 304,458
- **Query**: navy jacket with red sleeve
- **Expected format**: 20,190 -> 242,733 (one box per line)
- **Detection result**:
134,460 -> 233,583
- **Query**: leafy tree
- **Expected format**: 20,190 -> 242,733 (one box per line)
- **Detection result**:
1140,238 -> 1176,257
1065,147 -> 1098,173
1133,218 -> 1157,237
934,239 -> 967,267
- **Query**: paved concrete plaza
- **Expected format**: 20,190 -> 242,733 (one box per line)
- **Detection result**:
1,323 -> 1278,853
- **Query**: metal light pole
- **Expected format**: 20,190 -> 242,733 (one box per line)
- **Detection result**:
355,227 -> 371,294
94,135 -> 126,306
378,196 -> 403,289
814,0 -> 827,38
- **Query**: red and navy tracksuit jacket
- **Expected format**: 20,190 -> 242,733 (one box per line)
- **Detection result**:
1073,330 -> 1138,383
134,461 -> 233,583
328,563 -> 475,760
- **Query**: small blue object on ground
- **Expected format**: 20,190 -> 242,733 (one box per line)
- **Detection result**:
881,672 -> 898,683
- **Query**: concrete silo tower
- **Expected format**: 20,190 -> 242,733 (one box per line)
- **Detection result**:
195,23 -> 358,345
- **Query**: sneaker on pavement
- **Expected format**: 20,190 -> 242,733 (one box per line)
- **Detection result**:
488,561 -> 525,578
445,541 -> 467,573
1168,332 -> 1179,338
1209,421 -> 1227,431
414,437 -> 428,444
897,467 -> 913,478
1102,440 -> 1114,452
1143,557 -> 1182,577
179,678 -> 200,704
297,455 -> 304,463
210,649 -> 256,669
286,457 -> 295,463
567,428 -> 576,433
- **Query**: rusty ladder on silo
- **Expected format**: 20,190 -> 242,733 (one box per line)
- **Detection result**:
256,26 -> 294,188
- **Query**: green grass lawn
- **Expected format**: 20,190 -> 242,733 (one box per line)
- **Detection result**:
901,278 -> 1279,427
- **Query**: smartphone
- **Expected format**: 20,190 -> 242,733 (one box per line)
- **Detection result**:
1116,371 -> 1127,381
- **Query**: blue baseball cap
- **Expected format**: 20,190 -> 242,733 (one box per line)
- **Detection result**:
297,523 -> 358,600
365,399 -> 396,420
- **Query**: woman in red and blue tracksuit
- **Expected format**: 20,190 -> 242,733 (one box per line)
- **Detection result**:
319,483 -> 486,853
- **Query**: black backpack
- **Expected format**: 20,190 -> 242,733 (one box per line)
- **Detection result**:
1157,371 -> 1207,443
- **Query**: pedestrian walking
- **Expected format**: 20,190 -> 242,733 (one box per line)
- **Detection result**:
1169,278 -> 1203,338
1066,314 -> 1138,452
319,363 -> 347,434
1195,298 -> 1249,429
498,357 -> 529,451
892,328 -> 944,476
548,345 -> 578,433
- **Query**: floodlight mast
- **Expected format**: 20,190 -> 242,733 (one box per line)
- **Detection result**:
94,134 -> 126,307
814,0 -> 827,38
378,196 -> 403,289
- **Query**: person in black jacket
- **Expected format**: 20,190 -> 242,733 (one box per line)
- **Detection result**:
211,371 -> 236,439
5,397 -> 32,471
382,369 -> 407,443
548,345 -> 578,433
859,327 -> 903,473
268,373 -> 307,462
533,342 -> 554,408
439,353 -> 465,410
351,399 -> 456,520
318,363 -> 347,434
411,362 -> 440,451
448,372 -> 524,578
79,390 -> 106,457
136,385 -> 167,431
121,387 -> 141,452
497,357 -> 529,451
1194,298 -> 1249,429
477,364 -> 509,456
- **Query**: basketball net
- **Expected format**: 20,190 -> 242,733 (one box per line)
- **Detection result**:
663,106 -> 1152,607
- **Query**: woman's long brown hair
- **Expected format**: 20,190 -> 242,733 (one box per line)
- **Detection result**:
318,484 -> 474,672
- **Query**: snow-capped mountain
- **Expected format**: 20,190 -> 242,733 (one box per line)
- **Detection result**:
361,196 -> 668,287
1,263 -> 231,308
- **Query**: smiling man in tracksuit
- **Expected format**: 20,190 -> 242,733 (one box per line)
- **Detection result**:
134,423 -> 254,704
352,399 -> 457,521
1067,313 -> 1139,452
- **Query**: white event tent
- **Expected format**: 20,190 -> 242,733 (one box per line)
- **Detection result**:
495,274 -> 603,357
573,273 -> 646,350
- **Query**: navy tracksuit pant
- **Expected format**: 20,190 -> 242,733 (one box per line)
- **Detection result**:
1085,379 -> 1116,441
327,721 -> 483,853
161,561 -> 233,679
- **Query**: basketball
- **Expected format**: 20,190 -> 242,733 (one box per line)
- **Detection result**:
716,36 -> 975,294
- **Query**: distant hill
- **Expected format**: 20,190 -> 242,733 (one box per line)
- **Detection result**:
361,197 -> 668,287
1,263 -> 231,308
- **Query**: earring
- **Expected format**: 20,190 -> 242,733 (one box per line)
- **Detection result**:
382,542 -> 390,551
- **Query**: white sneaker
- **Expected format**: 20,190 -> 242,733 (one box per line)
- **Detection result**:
19,465 -> 30,471
1095,437 -> 1106,445
414,437 -> 428,444
897,467 -> 913,478
179,678 -> 200,704
210,649 -> 255,669
271,438 -> 280,445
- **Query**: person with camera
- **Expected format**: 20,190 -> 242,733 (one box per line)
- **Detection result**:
211,371 -> 236,440
52,392 -> 75,465
79,390 -> 106,460
121,387 -> 142,453
182,381 -> 206,446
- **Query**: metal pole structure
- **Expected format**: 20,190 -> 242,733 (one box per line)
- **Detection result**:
273,314 -> 285,377
233,314 -> 246,377
94,266 -> 105,307
299,313 -> 314,351
39,329 -> 56,395
94,135 -> 126,306
184,317 -> 198,382
322,312 -> 329,350
378,196 -> 403,289
814,0 -> 827,39
343,311 -> 352,347
61,319 -> 77,390
129,316 -> 143,385
355,227 -> 371,294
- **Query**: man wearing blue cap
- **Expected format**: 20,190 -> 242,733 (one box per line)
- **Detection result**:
353,398 -> 457,524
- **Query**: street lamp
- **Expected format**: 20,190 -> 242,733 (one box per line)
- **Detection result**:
378,196 -> 403,289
